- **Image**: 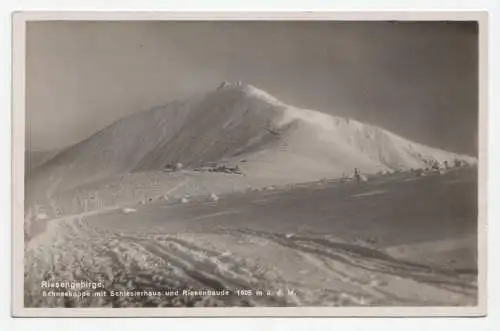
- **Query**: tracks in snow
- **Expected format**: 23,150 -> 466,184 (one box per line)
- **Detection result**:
24,215 -> 477,308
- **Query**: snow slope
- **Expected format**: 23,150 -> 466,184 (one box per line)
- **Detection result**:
27,83 -> 476,199
25,149 -> 61,175
24,169 -> 478,308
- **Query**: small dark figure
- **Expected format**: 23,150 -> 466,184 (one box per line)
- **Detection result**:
354,168 -> 361,184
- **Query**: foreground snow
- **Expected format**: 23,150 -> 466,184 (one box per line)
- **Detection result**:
24,170 -> 478,308
24,214 -> 476,308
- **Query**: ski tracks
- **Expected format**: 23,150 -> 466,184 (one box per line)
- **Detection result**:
25,217 -> 290,307
24,217 -> 477,307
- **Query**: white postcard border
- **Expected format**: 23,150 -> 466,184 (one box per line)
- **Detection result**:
11,10 -> 488,317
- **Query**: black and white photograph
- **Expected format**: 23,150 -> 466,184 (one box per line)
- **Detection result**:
13,12 -> 487,316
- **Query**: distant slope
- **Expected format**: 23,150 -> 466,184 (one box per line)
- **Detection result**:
27,83 -> 476,198
25,149 -> 61,175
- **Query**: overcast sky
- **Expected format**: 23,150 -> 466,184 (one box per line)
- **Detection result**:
26,21 -> 478,155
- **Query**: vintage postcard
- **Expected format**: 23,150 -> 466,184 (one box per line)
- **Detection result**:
12,11 -> 488,317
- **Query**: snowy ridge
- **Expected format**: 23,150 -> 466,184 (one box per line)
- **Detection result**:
27,82 -> 476,198
242,84 -> 287,107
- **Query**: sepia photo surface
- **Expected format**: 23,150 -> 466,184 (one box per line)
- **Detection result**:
13,11 -> 487,317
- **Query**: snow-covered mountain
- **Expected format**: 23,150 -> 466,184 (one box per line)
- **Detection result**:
25,149 -> 61,174
27,82 -> 476,197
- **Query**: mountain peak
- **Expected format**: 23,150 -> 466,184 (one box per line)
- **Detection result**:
216,80 -> 245,90
215,80 -> 285,107
27,81 -> 477,197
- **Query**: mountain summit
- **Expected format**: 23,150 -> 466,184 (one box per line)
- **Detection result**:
27,82 -> 476,196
